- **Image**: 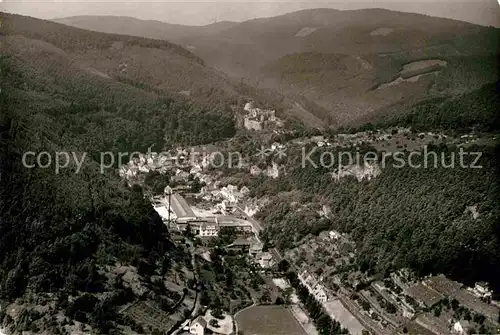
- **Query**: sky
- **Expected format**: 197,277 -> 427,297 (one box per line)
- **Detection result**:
2,0 -> 500,27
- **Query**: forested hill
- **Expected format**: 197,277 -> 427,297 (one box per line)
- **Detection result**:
1,12 -> 287,120
357,82 -> 500,133
253,144 -> 500,292
4,13 -> 202,63
0,13 -> 244,334
55,9 -> 500,126
248,74 -> 500,294
1,12 -> 244,150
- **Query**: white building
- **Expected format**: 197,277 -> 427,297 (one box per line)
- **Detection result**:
257,252 -> 273,268
221,200 -> 234,214
452,321 -> 471,335
298,270 -> 331,303
312,284 -> 328,303
471,282 -> 492,299
216,184 -> 243,203
249,241 -> 264,257
329,230 -> 341,240
240,186 -> 250,196
199,222 -> 219,237
250,165 -> 263,176
299,270 -> 317,290
244,118 -> 263,131
190,316 -> 207,335
244,102 -> 255,112
271,142 -> 285,151
402,305 -> 416,319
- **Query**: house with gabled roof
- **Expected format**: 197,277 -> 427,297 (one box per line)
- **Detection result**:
189,316 -> 207,335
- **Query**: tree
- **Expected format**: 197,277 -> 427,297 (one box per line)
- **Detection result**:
464,309 -> 472,321
275,296 -> 285,305
212,307 -> 224,319
283,287 -> 294,304
209,319 -> 220,328
260,290 -> 272,304
473,313 -> 485,325
277,259 -> 290,273
200,291 -> 211,306
184,224 -> 194,239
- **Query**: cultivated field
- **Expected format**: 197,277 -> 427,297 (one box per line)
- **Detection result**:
235,305 -> 307,335
122,301 -> 176,332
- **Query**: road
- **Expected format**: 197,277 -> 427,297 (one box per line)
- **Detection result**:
169,241 -> 200,335
234,205 -> 284,264
338,292 -> 386,335
234,205 -> 263,232
235,209 -> 373,335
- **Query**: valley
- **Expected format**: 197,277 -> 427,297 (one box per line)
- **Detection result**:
0,5 -> 499,335
112,117 -> 499,334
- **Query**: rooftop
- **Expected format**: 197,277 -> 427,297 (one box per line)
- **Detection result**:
200,221 -> 219,229
170,193 -> 195,218
191,316 -> 207,328
416,313 -> 451,335
176,217 -> 217,225
405,282 -> 444,307
257,252 -> 273,260
423,274 -> 462,296
250,241 -> 264,251
229,237 -> 252,247
452,289 -> 500,322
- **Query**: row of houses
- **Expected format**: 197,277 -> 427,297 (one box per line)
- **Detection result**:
370,281 -> 416,319
174,216 -> 254,237
298,270 -> 330,303
402,274 -> 500,332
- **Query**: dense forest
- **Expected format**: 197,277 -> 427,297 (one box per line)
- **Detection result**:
0,13 -> 288,333
0,30 -> 236,332
252,143 -> 500,292
361,82 -> 500,133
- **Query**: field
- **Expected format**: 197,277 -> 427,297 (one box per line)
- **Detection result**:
121,301 -> 176,332
404,321 -> 437,335
323,299 -> 366,335
235,305 -> 307,335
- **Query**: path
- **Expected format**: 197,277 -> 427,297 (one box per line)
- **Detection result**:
169,241 -> 200,335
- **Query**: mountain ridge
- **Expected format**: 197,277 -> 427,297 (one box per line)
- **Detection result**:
53,7 -> 492,32
51,8 -> 499,126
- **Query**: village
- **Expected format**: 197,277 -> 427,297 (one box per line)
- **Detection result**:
120,153 -> 500,335
3,4 -> 500,335
114,102 -> 499,335
286,230 -> 500,335
142,177 -> 500,335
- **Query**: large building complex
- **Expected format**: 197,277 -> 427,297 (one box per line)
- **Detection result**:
160,191 -> 255,237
